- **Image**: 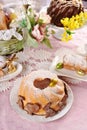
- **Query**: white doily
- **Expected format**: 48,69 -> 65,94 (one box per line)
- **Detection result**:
0,80 -> 13,92
0,28 -> 23,40
27,49 -> 52,61
17,48 -> 52,76
35,60 -> 51,70
17,47 -> 52,62
16,50 -> 30,63
20,62 -> 34,76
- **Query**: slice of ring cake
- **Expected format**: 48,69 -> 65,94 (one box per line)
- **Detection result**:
55,49 -> 87,76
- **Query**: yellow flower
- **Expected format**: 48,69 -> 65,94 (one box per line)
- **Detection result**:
74,21 -> 80,29
67,34 -> 72,40
79,12 -> 84,18
75,14 -> 79,20
61,31 -> 72,42
61,17 -> 69,27
61,11 -> 87,42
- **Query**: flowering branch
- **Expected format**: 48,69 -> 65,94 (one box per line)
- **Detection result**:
20,5 -> 52,48
61,11 -> 87,42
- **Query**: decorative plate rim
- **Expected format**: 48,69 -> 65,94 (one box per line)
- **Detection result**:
0,62 -> 22,82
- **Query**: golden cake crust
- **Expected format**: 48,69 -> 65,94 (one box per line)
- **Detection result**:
17,70 -> 68,117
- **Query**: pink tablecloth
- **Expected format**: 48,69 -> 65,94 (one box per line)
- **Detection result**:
0,34 -> 87,130
0,1 -> 87,130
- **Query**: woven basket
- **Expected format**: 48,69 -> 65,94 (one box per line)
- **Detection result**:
0,38 -> 24,56
0,3 -> 26,56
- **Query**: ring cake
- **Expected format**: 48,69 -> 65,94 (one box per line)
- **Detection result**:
47,0 -> 84,26
17,70 -> 68,118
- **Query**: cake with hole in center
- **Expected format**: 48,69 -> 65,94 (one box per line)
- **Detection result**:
47,0 -> 84,27
17,70 -> 68,118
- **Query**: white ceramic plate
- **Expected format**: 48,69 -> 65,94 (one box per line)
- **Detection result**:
49,48 -> 87,82
52,25 -> 87,41
51,25 -> 64,40
10,77 -> 73,123
0,62 -> 22,82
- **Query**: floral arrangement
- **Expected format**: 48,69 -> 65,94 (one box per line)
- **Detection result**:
61,11 -> 87,42
20,5 -> 52,48
0,4 -> 52,56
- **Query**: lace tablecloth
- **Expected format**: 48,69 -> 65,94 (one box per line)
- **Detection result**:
0,24 -> 87,129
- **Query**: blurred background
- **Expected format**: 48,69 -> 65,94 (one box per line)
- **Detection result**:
0,0 -> 51,12
83,0 -> 87,8
0,0 -> 87,10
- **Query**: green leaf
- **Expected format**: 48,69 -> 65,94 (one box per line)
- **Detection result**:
42,37 -> 52,48
26,34 -> 38,47
20,19 -> 27,28
26,16 -> 32,31
29,16 -> 36,28
27,8 -> 36,27
66,30 -> 75,35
